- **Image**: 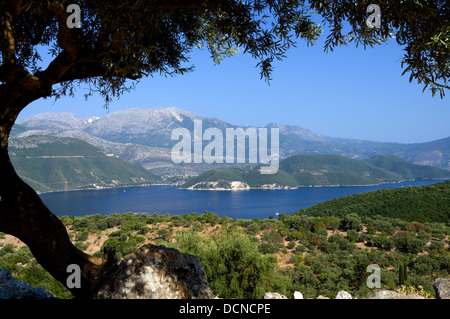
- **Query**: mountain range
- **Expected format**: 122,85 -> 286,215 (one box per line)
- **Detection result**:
13,107 -> 450,174
9,106 -> 450,192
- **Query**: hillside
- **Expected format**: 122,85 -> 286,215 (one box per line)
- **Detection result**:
295,180 -> 450,223
15,108 -> 450,176
180,154 -> 450,189
1,210 -> 448,299
181,167 -> 298,189
8,135 -> 161,193
280,154 -> 403,186
390,136 -> 450,171
363,154 -> 450,179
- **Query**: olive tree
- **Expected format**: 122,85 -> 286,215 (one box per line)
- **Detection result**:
0,0 -> 448,298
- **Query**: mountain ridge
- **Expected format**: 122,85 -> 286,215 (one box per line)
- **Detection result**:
14,107 -> 450,176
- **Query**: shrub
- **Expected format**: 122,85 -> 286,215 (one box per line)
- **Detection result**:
258,242 -> 282,254
409,255 -> 440,276
0,243 -> 16,256
75,231 -> 89,242
18,265 -> 73,299
286,241 -> 296,249
405,239 -> 427,254
372,236 -> 394,251
172,228 -> 278,299
341,214 -> 363,231
245,223 -> 261,235
346,229 -> 359,243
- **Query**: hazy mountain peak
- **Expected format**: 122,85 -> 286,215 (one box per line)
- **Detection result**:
16,112 -> 84,130
112,106 -> 200,121
266,122 -> 325,142
17,112 -> 79,122
14,106 -> 450,171
83,116 -> 100,124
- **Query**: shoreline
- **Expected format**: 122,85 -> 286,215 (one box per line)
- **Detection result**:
36,178 -> 450,195
174,178 -> 450,191
36,183 -> 174,195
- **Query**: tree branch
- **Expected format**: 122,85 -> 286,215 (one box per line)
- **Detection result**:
46,0 -> 78,61
37,50 -> 79,86
0,64 -> 49,98
0,8 -> 15,64
55,61 -> 109,83
0,0 -> 27,14
157,0 -> 209,9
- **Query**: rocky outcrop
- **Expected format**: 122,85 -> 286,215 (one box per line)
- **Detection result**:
335,291 -> 352,299
187,181 -> 250,191
367,290 -> 425,299
433,278 -> 450,299
293,291 -> 303,299
264,291 -> 304,299
95,244 -> 214,299
0,268 -> 54,299
263,292 -> 288,299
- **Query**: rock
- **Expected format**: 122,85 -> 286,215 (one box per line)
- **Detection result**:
95,244 -> 214,299
367,290 -> 425,299
335,291 -> 352,299
0,268 -> 9,283
316,295 -> 330,299
433,278 -> 450,299
0,268 -> 54,299
263,292 -> 288,299
293,291 -> 303,299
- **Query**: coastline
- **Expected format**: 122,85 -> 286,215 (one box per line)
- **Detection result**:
35,179 -> 450,219
36,183 -> 170,195
178,178 -> 450,191
36,178 -> 450,195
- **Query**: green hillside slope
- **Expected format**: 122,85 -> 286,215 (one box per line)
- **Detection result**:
280,154 -> 404,186
294,181 -> 450,223
181,154 -> 450,189
363,154 -> 450,179
181,168 -> 246,188
9,135 -> 160,193
180,167 -> 298,189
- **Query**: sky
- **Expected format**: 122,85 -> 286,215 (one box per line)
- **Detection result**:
20,28 -> 449,144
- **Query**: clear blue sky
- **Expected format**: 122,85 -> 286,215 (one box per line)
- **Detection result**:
21,33 -> 449,144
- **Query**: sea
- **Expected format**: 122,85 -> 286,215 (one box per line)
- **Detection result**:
39,179 -> 448,219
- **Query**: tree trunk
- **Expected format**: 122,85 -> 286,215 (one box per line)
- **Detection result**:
0,84 -> 106,298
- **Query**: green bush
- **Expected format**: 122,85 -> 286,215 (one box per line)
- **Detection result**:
346,229 -> 360,243
76,231 -> 89,242
258,242 -> 282,254
341,214 -> 363,231
18,265 -> 73,299
0,243 -> 16,256
171,228 -> 278,299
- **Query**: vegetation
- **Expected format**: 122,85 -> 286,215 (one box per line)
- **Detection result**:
181,155 -> 450,189
1,0 -> 449,298
180,168 -> 248,189
1,205 -> 448,299
181,167 -> 298,189
363,155 -> 450,180
9,135 -> 160,192
295,181 -> 450,223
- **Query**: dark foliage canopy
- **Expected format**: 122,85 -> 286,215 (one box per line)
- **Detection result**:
1,0 -> 449,102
